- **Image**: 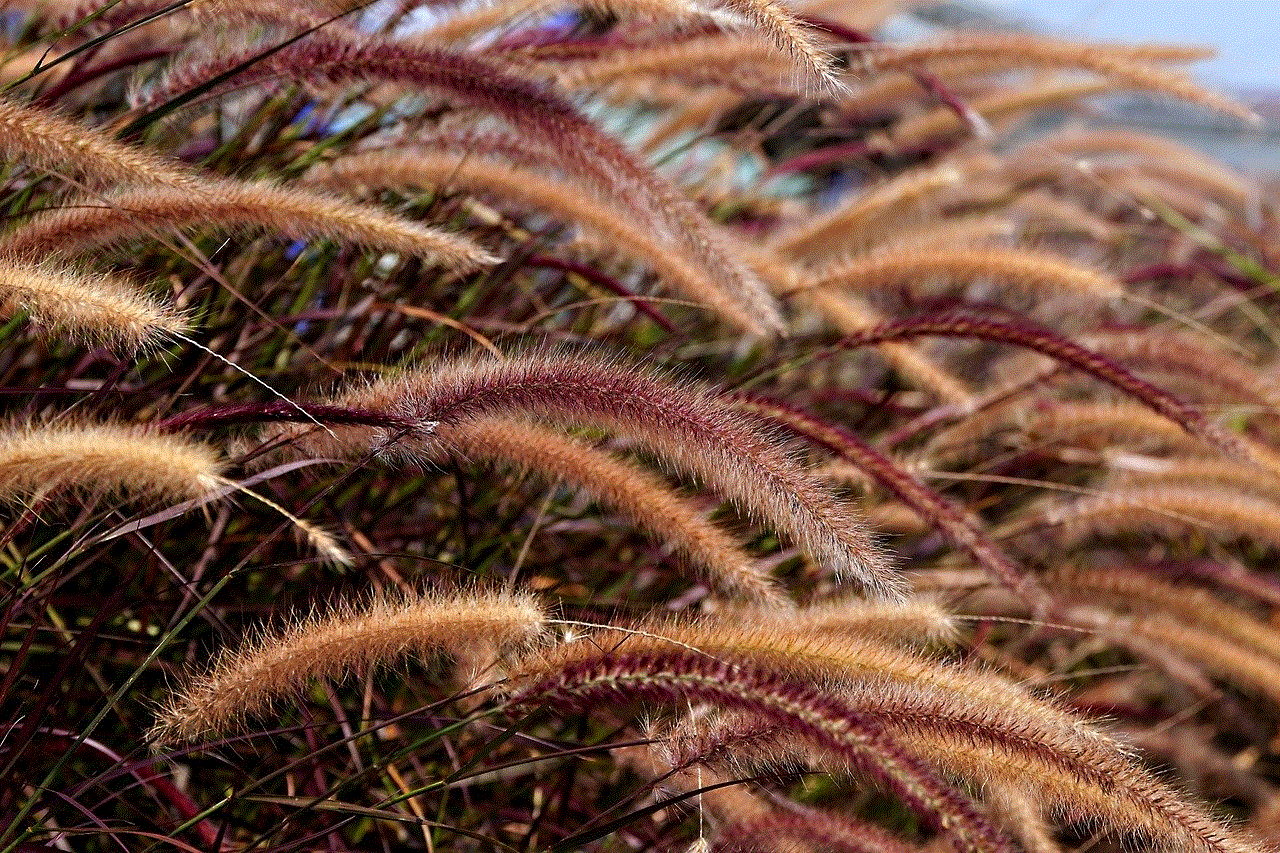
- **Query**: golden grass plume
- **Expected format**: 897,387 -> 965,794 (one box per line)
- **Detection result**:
0,259 -> 186,348
151,587 -> 547,744
0,421 -> 222,506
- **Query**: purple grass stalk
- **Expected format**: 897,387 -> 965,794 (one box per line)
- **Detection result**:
730,393 -> 1044,605
836,312 -> 1249,464
512,645 -> 1013,853
716,801 -> 923,853
523,255 -> 677,333
159,401 -> 418,432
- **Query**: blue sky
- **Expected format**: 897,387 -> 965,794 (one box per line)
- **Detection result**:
995,1 -> 1279,91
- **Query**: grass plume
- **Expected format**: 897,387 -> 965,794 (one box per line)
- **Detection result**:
0,178 -> 497,268
305,150 -> 768,331
138,32 -> 781,330
0,421 -> 222,505
0,96 -> 194,187
437,416 -> 790,605
151,588 -> 546,744
512,636 -> 1014,853
0,258 -> 186,348
265,350 -> 895,595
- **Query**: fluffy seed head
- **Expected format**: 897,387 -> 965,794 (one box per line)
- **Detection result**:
0,259 -> 187,349
0,422 -> 223,506
152,588 -> 546,744
265,350 -> 896,597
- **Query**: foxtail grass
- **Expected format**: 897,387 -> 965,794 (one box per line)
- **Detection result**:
0,178 -> 497,268
151,588 -> 546,744
0,421 -> 222,505
265,350 -> 897,596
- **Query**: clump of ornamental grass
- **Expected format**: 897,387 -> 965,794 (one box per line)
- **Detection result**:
8,0 -> 1280,851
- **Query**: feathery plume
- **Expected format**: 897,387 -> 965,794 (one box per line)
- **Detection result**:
857,35 -> 1256,122
803,247 -> 1125,302
1011,486 -> 1280,552
49,0 -> 343,34
704,0 -> 842,94
269,351 -> 895,595
889,80 -> 1114,149
668,677 -> 1258,853
1067,604 -> 1280,706
1011,190 -> 1122,242
151,588 -> 546,744
1089,331 -> 1280,418
1018,129 -> 1256,213
1021,399 -> 1205,455
418,0 -> 840,92
836,313 -> 1248,464
595,617 -> 1097,750
986,784 -> 1062,853
0,96 -> 194,187
728,595 -> 957,645
413,0 -> 734,44
540,33 -> 800,92
1106,457 -> 1280,504
137,33 -> 781,331
885,722 -> 1259,853
801,290 -> 974,406
0,179 -> 496,269
0,421 -> 222,505
769,162 -> 965,259
732,395 -> 1037,601
1044,565 -> 1280,665
512,638 -> 1013,853
437,417 -> 789,605
714,800 -> 925,853
304,150 -> 767,332
0,259 -> 186,348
